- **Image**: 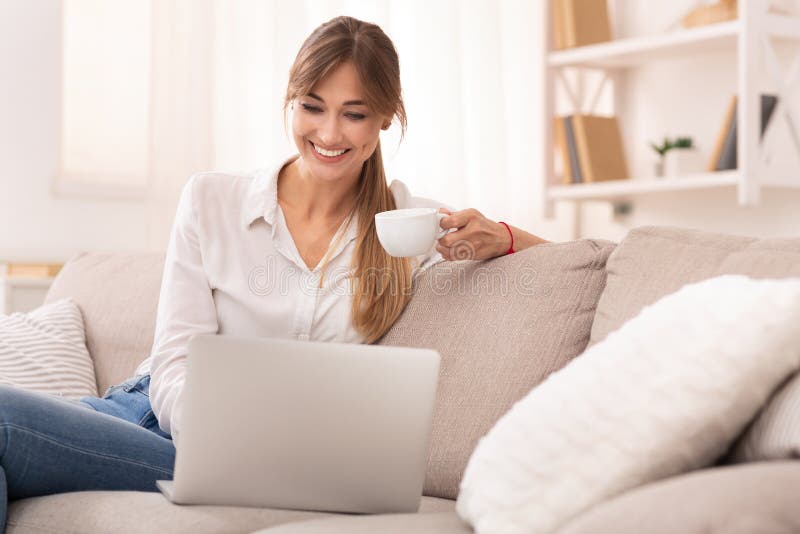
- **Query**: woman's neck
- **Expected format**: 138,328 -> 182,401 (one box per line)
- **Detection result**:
278,157 -> 360,222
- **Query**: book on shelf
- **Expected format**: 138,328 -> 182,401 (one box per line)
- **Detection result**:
1,262 -> 63,278
564,117 -> 583,183
553,114 -> 629,184
552,0 -> 566,49
553,116 -> 582,184
552,0 -> 612,50
707,95 -> 738,172
708,94 -> 778,171
553,117 -> 572,184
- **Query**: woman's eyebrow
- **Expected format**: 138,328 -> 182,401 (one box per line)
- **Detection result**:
307,92 -> 365,106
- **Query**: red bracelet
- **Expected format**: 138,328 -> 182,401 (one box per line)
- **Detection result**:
498,221 -> 515,255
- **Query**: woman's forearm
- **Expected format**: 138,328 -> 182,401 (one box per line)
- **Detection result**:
505,224 -> 550,252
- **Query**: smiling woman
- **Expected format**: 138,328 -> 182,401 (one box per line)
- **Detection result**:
281,18 -> 414,345
140,15 -> 547,444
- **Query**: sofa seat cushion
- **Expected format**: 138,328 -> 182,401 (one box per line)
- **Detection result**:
6,493 -> 454,534
253,512 -> 470,534
556,462 -> 800,534
379,239 -> 616,500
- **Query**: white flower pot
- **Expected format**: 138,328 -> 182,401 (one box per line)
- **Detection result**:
654,159 -> 664,178
663,148 -> 702,177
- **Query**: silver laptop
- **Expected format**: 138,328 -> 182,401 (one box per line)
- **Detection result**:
156,334 -> 440,514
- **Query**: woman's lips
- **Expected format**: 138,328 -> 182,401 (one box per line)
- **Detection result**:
309,140 -> 350,163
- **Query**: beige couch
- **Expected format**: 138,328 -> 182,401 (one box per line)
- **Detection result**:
7,225 -> 800,533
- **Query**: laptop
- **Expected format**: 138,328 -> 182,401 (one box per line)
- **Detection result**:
156,334 -> 440,514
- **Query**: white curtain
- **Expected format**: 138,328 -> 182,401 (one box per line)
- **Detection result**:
62,0 -> 547,250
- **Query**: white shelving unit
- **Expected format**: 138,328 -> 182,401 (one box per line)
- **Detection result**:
541,1 -> 800,217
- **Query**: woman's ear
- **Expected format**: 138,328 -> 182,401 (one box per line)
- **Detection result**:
381,121 -> 391,130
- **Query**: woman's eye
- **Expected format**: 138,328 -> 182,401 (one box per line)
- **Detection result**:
299,103 -> 364,120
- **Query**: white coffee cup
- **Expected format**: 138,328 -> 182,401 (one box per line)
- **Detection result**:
375,207 -> 447,257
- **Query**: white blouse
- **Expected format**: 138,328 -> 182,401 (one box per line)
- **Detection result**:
135,154 -> 450,442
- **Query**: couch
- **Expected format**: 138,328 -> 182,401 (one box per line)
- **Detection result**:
7,225 -> 800,533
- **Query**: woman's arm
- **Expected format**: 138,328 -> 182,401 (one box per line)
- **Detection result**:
149,174 -> 219,445
436,208 -> 550,261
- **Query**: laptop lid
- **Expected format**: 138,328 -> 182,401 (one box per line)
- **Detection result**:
160,334 -> 440,514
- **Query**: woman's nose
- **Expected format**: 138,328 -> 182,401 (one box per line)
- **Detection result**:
318,115 -> 343,146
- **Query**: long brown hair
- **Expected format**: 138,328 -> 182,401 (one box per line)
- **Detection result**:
284,16 -> 413,343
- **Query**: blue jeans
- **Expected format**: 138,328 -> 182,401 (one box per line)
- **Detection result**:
0,374 -> 175,534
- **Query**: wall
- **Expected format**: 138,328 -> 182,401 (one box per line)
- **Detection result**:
0,0 -> 153,263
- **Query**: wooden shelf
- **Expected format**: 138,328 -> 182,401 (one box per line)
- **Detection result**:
549,171 -> 737,201
548,21 -> 740,69
548,171 -> 800,202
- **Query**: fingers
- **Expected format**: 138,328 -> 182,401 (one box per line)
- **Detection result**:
434,208 -> 490,261
438,227 -> 470,248
435,243 -> 449,261
440,208 -> 479,230
436,238 -> 479,261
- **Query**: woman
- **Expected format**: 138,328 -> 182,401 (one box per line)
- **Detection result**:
0,15 -> 547,530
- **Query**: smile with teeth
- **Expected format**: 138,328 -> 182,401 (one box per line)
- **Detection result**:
311,141 -> 350,158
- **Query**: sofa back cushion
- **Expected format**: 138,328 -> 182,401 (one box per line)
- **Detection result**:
590,225 -> 800,345
45,252 -> 165,395
379,239 -> 616,500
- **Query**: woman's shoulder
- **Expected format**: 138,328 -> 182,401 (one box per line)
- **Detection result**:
176,169 -> 267,231
187,154 -> 295,203
187,169 -> 257,198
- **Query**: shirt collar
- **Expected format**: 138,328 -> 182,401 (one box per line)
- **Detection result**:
241,153 -> 361,250
241,154 -> 297,230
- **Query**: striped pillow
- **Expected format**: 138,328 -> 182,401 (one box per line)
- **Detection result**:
0,298 -> 97,398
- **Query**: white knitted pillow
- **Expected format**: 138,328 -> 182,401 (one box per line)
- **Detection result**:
456,275 -> 800,534
0,298 -> 97,398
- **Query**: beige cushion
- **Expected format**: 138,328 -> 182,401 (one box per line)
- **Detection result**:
379,239 -> 616,499
7,493 -> 454,534
254,512 -> 470,534
44,252 -> 165,395
590,225 -> 800,345
556,462 -> 800,534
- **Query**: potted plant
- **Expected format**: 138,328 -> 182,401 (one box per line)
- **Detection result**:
650,136 -> 698,178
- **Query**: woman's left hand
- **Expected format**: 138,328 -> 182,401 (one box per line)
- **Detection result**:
435,208 -> 512,261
